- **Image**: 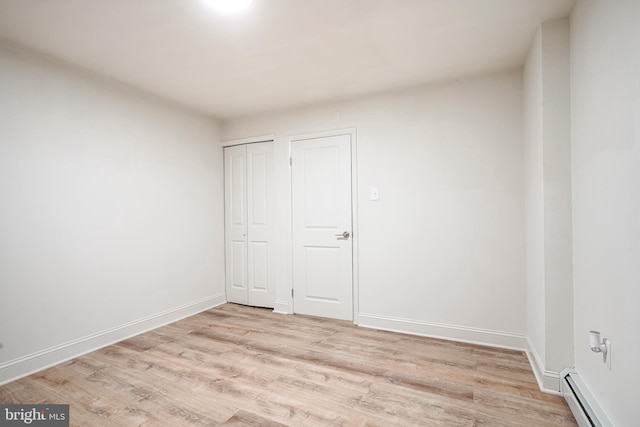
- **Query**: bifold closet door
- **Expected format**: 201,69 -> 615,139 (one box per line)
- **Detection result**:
225,145 -> 248,305
224,142 -> 275,308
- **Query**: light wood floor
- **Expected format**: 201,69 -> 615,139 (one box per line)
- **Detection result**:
1,304 -> 576,426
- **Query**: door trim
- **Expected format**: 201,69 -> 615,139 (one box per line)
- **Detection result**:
222,134 -> 275,147
288,128 -> 359,325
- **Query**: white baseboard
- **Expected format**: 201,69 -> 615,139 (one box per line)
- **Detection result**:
524,337 -> 562,394
357,312 -> 528,351
0,294 -> 226,386
357,313 -> 572,397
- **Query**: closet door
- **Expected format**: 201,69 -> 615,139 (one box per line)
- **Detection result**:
246,142 -> 275,307
224,142 -> 275,308
224,145 -> 248,304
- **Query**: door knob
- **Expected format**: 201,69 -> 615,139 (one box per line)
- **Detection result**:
335,231 -> 350,240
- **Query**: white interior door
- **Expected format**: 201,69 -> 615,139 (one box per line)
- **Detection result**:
291,134 -> 353,320
224,144 -> 248,304
224,142 -> 275,308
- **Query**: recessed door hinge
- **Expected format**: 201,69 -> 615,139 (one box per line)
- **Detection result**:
290,157 -> 292,166
291,288 -> 294,298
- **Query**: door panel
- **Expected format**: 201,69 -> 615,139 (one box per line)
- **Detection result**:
250,241 -> 269,290
230,153 -> 246,226
303,246 -> 341,301
303,147 -> 339,227
249,151 -> 268,225
231,241 -> 246,289
292,134 -> 353,320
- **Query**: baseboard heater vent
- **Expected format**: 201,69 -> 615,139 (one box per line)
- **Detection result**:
561,371 -> 611,427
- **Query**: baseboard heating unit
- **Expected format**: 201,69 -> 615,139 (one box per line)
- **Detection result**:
561,370 -> 611,427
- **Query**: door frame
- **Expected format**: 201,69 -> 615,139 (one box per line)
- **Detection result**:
288,128 -> 359,325
222,134 -> 275,147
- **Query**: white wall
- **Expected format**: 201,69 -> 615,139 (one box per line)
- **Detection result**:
540,18 -> 573,380
524,27 -> 546,374
222,71 -> 527,348
523,19 -> 573,393
570,1 -> 640,425
0,42 -> 225,383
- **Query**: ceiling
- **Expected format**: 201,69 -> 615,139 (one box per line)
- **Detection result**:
0,0 -> 575,119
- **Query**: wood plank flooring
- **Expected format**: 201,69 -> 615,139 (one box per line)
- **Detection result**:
0,304 -> 577,426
